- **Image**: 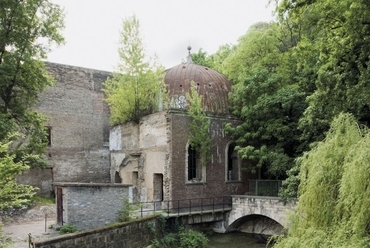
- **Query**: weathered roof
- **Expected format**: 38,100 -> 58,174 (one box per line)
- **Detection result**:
164,55 -> 232,114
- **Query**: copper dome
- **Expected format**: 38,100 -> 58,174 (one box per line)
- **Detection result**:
164,58 -> 232,114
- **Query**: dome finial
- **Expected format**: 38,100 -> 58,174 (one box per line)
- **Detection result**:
186,45 -> 193,64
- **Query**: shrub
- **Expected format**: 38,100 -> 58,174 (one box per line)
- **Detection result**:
179,228 -> 208,248
59,224 -> 78,234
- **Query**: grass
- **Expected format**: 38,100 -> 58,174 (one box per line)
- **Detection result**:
31,195 -> 55,205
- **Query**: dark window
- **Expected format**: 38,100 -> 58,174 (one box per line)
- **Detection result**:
45,126 -> 52,146
227,143 -> 239,181
188,145 -> 197,180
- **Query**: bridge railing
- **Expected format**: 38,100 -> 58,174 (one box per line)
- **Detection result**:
134,196 -> 232,218
248,180 -> 283,197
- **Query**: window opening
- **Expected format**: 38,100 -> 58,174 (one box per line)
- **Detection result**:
227,143 -> 239,181
188,145 -> 197,180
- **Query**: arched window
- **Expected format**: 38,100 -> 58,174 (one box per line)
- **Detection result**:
226,143 -> 239,181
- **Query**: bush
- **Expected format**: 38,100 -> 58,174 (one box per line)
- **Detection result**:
179,228 -> 209,248
151,227 -> 208,248
59,224 -> 78,234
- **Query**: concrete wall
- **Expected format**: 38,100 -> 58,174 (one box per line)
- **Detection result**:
110,111 -> 169,203
34,215 -> 160,248
54,183 -> 132,230
35,63 -> 112,185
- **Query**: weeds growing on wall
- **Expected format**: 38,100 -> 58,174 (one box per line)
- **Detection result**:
186,82 -> 212,167
118,198 -> 141,222
273,113 -> 370,248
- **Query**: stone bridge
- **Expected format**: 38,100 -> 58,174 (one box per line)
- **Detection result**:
222,195 -> 296,237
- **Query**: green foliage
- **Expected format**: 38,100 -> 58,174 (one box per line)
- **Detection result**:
104,15 -> 166,125
224,22 -> 307,179
190,48 -> 214,68
275,113 -> 370,248
31,195 -> 55,205
0,134 -> 36,210
151,227 -> 208,248
118,198 -> 141,222
0,0 -> 64,168
186,82 -> 212,167
0,222 -> 11,248
277,0 -> 370,145
59,224 -> 78,234
179,228 -> 209,248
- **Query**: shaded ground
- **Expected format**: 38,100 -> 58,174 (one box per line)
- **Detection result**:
2,204 -> 59,248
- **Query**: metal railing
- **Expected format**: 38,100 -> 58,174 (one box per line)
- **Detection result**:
248,180 -> 282,197
134,196 -> 232,218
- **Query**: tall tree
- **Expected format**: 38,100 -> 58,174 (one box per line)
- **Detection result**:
224,22 -> 307,179
104,15 -> 166,125
277,0 -> 370,145
0,0 -> 64,167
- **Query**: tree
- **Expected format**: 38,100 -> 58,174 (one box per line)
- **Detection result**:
104,15 -> 166,125
224,22 -> 307,179
274,113 -> 370,247
0,0 -> 65,167
277,0 -> 370,145
0,134 -> 36,210
190,48 -> 214,68
186,82 -> 212,167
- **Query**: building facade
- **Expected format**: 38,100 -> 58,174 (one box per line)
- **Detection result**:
19,63 -> 112,195
110,51 -> 254,204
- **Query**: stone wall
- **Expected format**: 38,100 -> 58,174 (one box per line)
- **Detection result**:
35,63 -> 112,186
34,216 -> 160,248
54,183 -> 132,230
16,167 -> 53,196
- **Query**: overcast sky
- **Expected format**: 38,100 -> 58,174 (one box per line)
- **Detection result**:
47,0 -> 275,72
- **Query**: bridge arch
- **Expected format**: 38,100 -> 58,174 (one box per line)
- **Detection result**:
226,196 -> 296,235
226,214 -> 284,237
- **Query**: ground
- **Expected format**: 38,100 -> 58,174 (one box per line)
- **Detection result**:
1,204 -> 59,248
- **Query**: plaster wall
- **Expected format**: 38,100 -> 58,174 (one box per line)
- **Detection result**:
110,111 -> 168,202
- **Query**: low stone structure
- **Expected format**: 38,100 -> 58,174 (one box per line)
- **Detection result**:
33,215 -> 160,248
54,183 -> 132,230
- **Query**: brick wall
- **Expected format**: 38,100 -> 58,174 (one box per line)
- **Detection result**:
34,216 -> 160,248
35,63 -> 112,185
54,183 -> 132,230
170,112 -> 254,202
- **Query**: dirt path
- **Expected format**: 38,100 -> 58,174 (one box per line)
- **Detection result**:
3,220 -> 58,248
2,204 -> 59,248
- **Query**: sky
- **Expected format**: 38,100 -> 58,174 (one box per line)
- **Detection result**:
47,0 -> 275,72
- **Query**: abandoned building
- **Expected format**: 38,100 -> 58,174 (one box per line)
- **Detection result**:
23,48 -> 254,205
17,62 -> 112,195
110,48 -> 253,204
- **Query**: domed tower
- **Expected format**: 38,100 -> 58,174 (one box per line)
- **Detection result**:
164,46 -> 232,114
110,47 -> 250,206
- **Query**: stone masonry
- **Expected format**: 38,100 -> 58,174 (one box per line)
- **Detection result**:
54,183 -> 133,230
29,63 -> 112,195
